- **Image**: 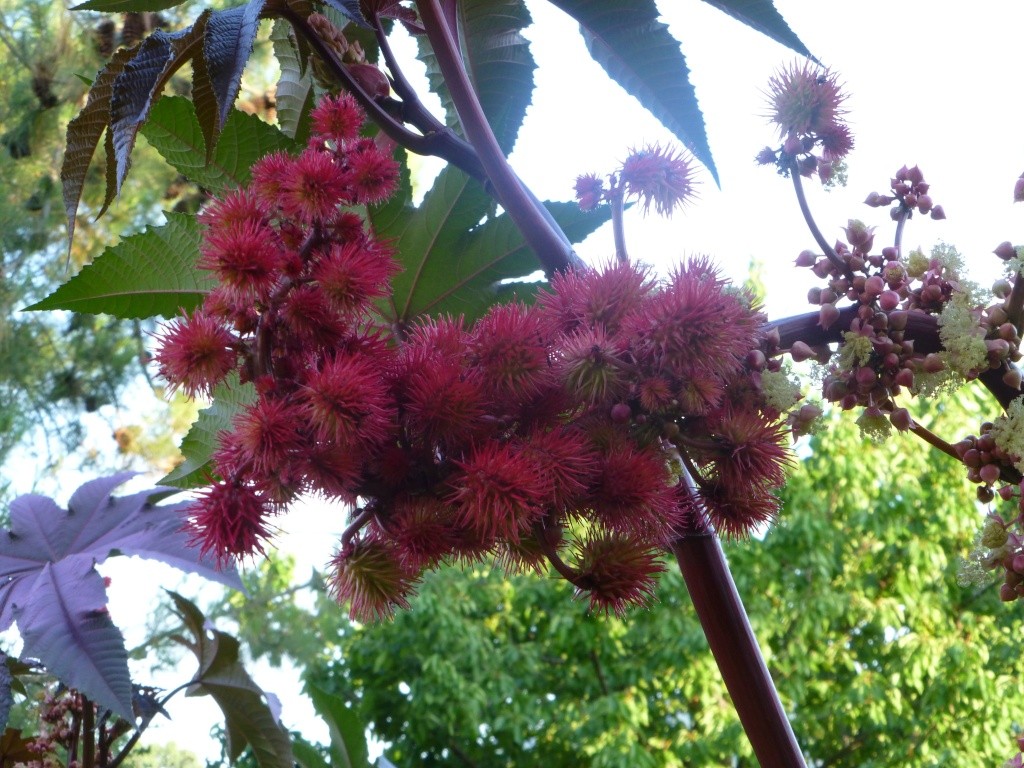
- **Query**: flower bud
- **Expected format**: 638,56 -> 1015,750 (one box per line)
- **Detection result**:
978,485 -> 995,503
889,407 -> 914,431
999,583 -> 1016,601
993,278 -> 1013,298
994,241 -> 1017,261
789,340 -> 815,362
895,367 -> 914,389
1015,176 -> 1024,203
888,310 -> 909,331
610,403 -> 632,423
980,463 -> 1002,485
864,275 -> 884,297
795,249 -> 817,267
745,349 -> 766,370
878,290 -> 900,311
807,286 -> 822,304
929,205 -> 946,220
818,303 -> 840,329
1003,367 -> 1022,390
916,194 -> 932,214
812,259 -> 833,279
905,165 -> 924,185
923,353 -> 944,373
756,147 -> 778,165
881,246 -> 900,260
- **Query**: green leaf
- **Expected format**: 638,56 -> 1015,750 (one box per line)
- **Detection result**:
271,20 -> 316,143
24,213 -> 211,320
548,0 -> 718,183
374,166 -> 492,323
305,681 -> 370,768
292,737 -> 330,768
161,374 -> 257,488
168,592 -> 294,768
699,0 -> 813,59
417,0 -> 535,154
141,96 -> 298,195
72,0 -> 191,9
425,201 -> 612,320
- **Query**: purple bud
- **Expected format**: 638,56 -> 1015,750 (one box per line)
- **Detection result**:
895,367 -> 915,388
923,353 -> 944,373
980,463 -> 1002,485
864,191 -> 883,207
807,286 -> 822,304
789,340 -> 815,362
929,205 -> 946,220
745,349 -> 766,370
879,290 -> 900,311
906,165 -> 924,185
994,241 -> 1016,261
881,246 -> 900,260
864,275 -> 885,297
795,250 -> 817,267
1015,176 -> 1024,203
889,407 -> 914,431
783,134 -> 802,155
993,278 -> 1013,298
610,403 -> 632,423
1003,367 -> 1022,390
916,194 -> 932,214
818,303 -> 840,329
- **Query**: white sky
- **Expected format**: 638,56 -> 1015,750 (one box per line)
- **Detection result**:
19,0 -> 1024,762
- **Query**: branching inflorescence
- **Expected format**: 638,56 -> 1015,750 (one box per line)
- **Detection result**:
154,93 -> 797,621
759,62 -> 1024,609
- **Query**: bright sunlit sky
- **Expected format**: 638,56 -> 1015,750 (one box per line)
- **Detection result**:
20,0 -> 1024,762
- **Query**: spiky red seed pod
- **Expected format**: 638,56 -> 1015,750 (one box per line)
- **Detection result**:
518,427 -> 600,511
707,409 -> 792,490
766,62 -> 846,137
538,260 -> 654,336
700,480 -> 780,538
400,354 -> 488,448
554,326 -> 629,407
155,311 -> 237,398
377,497 -> 460,571
186,480 -> 276,565
589,444 -> 680,542
346,139 -> 400,204
231,396 -> 307,476
250,150 -> 296,208
448,441 -> 553,543
198,219 -> 283,299
619,143 -> 698,216
471,302 -> 551,401
310,91 -> 365,144
279,283 -> 348,349
312,240 -> 398,313
574,173 -> 605,211
199,188 -> 267,229
302,353 -> 395,450
571,533 -> 665,616
279,149 -> 348,223
329,538 -> 420,622
298,443 -> 363,500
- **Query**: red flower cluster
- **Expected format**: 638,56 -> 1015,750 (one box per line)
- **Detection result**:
157,95 -> 793,621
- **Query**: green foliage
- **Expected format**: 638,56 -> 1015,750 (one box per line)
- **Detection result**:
25,212 -> 210,319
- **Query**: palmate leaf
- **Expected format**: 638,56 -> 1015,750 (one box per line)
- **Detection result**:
161,373 -> 258,488
699,0 -> 812,59
24,212 -> 211,320
0,475 -> 243,719
548,0 -> 719,183
142,96 -> 298,195
417,0 -> 535,154
169,592 -> 294,768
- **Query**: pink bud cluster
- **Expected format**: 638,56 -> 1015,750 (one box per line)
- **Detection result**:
794,169 -> 1021,436
756,62 -> 853,183
863,164 -> 945,222
156,96 -> 794,620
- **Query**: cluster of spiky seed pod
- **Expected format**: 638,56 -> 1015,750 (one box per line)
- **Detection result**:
154,93 -> 797,621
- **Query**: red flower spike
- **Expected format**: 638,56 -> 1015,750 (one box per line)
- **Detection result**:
155,311 -> 237,398
302,353 -> 395,451
310,92 -> 365,144
589,443 -> 681,543
328,538 -> 420,622
448,441 -> 553,543
471,302 -> 551,401
572,533 -> 665,616
280,149 -> 348,223
186,480 -> 277,565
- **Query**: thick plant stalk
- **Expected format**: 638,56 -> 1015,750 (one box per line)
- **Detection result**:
672,529 -> 807,768
414,0 -> 583,275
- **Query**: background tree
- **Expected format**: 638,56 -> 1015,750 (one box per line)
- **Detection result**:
211,386 -> 1018,767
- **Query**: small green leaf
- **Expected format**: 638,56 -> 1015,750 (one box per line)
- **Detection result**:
161,374 -> 257,488
141,96 -> 297,195
24,213 -> 211,319
305,681 -> 370,768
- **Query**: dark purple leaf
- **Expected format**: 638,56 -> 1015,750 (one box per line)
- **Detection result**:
0,475 -> 243,720
202,1 -> 266,147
